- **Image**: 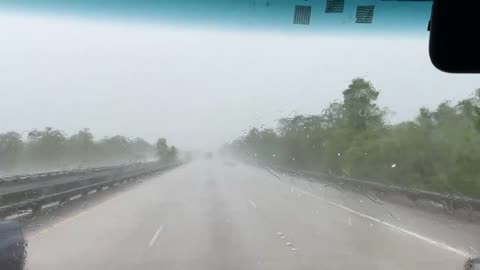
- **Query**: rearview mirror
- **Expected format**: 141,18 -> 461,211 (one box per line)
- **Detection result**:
429,0 -> 480,73
0,221 -> 26,270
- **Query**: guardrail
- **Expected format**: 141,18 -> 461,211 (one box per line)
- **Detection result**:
0,164 -> 130,185
271,166 -> 480,214
0,161 -> 181,218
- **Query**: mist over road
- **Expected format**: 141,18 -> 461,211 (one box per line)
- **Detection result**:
26,160 -> 468,270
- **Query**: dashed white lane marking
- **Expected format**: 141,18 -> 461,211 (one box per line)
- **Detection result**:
248,200 -> 257,209
148,225 -> 164,247
275,231 -> 298,251
292,188 -> 470,258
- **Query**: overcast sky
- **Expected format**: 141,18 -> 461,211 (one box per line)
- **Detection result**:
1,13 -> 479,151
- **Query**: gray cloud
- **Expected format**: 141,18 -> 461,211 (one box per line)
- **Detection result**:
1,13 -> 479,151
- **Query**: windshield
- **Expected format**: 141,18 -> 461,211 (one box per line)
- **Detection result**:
1,1 -> 480,270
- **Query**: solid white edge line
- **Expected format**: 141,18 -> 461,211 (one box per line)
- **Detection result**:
248,200 -> 257,209
292,188 -> 471,258
148,225 -> 164,247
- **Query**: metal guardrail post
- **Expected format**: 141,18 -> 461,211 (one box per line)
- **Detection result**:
271,165 -> 480,214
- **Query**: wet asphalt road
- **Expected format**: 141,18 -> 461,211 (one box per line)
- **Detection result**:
26,160 -> 468,270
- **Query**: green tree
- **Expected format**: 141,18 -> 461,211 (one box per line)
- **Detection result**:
0,132 -> 23,172
26,127 -> 67,168
156,138 -> 168,160
342,78 -> 383,133
98,135 -> 132,163
66,128 -> 95,165
131,137 -> 153,160
156,138 -> 178,162
166,146 -> 178,162
228,78 -> 480,198
0,127 -> 168,173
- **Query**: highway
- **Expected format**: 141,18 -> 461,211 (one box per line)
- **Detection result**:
26,160 -> 470,270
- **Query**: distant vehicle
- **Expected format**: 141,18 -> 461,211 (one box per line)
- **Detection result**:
205,152 -> 213,159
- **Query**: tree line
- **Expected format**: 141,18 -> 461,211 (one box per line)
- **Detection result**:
226,78 -> 480,198
0,127 -> 178,175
